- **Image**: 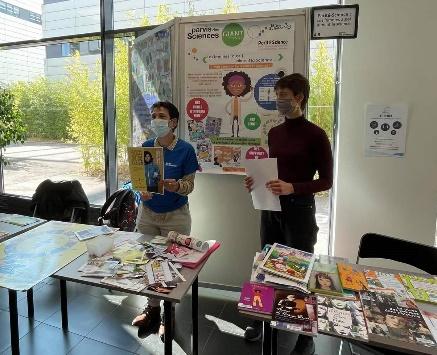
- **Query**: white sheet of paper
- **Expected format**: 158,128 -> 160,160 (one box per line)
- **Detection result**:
244,158 -> 281,211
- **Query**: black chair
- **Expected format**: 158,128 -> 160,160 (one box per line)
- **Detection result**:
31,179 -> 89,223
27,179 -> 90,319
356,233 -> 437,275
345,233 -> 437,355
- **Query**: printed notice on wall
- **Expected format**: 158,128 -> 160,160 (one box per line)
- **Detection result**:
311,5 -> 359,39
183,18 -> 295,174
365,104 -> 408,157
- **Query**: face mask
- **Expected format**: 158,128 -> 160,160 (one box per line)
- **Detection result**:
150,118 -> 170,137
276,99 -> 299,116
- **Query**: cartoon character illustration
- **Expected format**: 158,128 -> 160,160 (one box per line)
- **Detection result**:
252,289 -> 263,308
222,71 -> 253,137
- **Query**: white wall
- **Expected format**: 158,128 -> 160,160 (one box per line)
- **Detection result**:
333,0 -> 437,267
189,174 -> 261,287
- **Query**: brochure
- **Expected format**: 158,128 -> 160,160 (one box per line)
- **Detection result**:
74,225 -> 114,241
127,146 -> 164,194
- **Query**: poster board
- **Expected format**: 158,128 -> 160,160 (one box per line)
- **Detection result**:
130,23 -> 174,147
179,9 -> 309,174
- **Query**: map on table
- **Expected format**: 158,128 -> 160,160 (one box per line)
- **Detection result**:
0,220 -> 88,291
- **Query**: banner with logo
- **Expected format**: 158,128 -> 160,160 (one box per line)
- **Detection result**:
183,18 -> 295,173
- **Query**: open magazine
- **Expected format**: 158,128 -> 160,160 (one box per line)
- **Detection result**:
127,146 -> 164,194
164,240 -> 220,269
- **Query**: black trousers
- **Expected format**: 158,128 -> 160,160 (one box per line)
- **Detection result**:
260,195 -> 318,254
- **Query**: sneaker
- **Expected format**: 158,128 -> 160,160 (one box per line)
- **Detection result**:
244,321 -> 262,342
290,335 -> 315,355
132,305 -> 161,338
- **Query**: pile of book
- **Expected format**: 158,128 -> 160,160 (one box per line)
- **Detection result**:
239,244 -> 437,348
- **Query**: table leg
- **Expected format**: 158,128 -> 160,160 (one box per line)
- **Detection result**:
26,288 -> 34,318
262,321 -> 272,355
8,289 -> 20,355
60,280 -> 68,330
192,277 -> 198,355
164,301 -> 173,355
271,327 -> 278,355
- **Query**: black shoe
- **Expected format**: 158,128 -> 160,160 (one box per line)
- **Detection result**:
132,305 -> 161,338
244,320 -> 262,342
291,335 -> 315,355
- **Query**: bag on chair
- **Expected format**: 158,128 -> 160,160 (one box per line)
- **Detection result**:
98,189 -> 137,231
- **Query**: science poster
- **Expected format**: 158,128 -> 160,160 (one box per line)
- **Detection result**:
184,18 -> 295,173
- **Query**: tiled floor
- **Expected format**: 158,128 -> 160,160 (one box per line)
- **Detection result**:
0,280 -> 357,355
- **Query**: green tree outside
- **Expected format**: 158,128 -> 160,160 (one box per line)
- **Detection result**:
308,41 -> 335,141
0,88 -> 26,166
11,78 -> 70,140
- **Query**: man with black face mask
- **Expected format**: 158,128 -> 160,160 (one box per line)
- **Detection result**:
243,73 -> 333,355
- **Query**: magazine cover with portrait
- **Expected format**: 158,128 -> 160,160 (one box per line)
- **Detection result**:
309,262 -> 344,296
360,289 -> 436,347
317,295 -> 368,341
127,147 -> 164,194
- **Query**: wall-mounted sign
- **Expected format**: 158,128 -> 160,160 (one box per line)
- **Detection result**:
311,4 -> 359,40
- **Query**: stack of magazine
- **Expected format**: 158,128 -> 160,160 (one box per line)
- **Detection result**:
251,243 -> 316,294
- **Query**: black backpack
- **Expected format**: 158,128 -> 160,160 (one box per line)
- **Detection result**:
98,189 -> 137,232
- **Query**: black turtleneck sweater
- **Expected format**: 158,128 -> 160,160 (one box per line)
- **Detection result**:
268,116 -> 333,196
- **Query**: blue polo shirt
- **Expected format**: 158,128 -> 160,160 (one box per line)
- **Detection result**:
142,138 -> 199,213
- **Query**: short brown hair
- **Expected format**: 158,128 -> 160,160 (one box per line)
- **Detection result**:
274,73 -> 310,109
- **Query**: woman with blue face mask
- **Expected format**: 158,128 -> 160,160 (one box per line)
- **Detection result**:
243,73 -> 333,355
132,101 -> 199,341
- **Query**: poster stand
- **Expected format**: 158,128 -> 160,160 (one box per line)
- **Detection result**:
130,8 -> 310,174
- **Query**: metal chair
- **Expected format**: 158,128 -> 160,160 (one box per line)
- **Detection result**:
357,233 -> 437,275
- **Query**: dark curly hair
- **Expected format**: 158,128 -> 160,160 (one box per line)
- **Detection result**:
143,151 -> 153,164
222,71 -> 252,97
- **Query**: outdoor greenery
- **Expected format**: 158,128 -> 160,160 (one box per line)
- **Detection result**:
308,41 -> 335,140
11,78 -> 70,141
0,88 -> 26,166
5,0 -> 334,175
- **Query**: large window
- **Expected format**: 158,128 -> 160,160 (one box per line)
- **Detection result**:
0,0 -> 338,254
1,42 -> 105,204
